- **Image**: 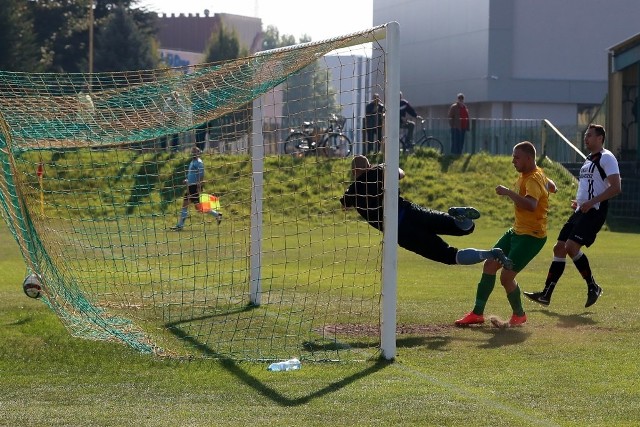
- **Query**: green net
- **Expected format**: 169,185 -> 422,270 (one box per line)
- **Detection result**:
0,27 -> 389,361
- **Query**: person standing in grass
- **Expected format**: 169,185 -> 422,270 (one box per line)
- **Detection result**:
171,146 -> 222,231
448,93 -> 470,155
340,155 -> 513,268
455,141 -> 556,327
524,124 -> 621,308
364,93 -> 385,154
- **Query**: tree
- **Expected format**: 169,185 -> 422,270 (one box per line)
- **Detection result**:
200,23 -> 251,147
0,0 -> 43,71
26,0 -> 159,73
202,23 -> 247,63
283,62 -> 339,127
93,6 -> 159,72
261,27 -> 338,126
27,0 -> 92,73
262,25 -> 296,51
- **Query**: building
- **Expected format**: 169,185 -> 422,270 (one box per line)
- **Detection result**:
373,0 -> 640,134
156,12 -> 263,67
608,32 -> 640,162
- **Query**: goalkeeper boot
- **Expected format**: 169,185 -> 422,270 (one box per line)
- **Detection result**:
455,312 -> 485,326
491,248 -> 514,270
448,206 -> 481,220
449,207 -> 481,231
170,225 -> 183,231
216,213 -> 223,225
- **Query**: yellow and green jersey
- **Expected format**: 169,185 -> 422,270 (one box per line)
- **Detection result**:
513,166 -> 549,238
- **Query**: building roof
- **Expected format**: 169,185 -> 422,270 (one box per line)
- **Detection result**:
156,12 -> 263,54
608,32 -> 640,72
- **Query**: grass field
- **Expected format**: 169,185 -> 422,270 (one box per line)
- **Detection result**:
1,153 -> 639,426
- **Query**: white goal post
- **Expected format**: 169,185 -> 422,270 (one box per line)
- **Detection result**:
250,22 -> 401,360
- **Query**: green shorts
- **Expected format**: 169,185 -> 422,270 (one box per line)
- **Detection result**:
494,228 -> 547,273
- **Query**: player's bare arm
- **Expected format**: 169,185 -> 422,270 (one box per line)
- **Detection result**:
579,174 -> 622,212
495,185 -> 537,211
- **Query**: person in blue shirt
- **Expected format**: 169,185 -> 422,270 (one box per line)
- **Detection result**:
171,146 -> 222,230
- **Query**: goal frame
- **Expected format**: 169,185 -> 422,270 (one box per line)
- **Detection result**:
249,22 -> 401,360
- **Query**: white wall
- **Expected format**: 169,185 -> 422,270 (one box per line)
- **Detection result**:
511,0 -> 640,81
373,0 -> 640,124
375,0 -> 491,106
511,103 -> 576,124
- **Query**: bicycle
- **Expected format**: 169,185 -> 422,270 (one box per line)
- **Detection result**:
284,114 -> 352,158
399,118 -> 444,154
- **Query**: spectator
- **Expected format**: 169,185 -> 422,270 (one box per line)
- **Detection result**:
448,93 -> 470,155
400,92 -> 421,147
364,93 -> 385,154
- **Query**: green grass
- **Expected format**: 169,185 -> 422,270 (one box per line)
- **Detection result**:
2,152 -> 639,426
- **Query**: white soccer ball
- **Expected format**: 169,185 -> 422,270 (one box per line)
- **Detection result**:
23,273 -> 42,299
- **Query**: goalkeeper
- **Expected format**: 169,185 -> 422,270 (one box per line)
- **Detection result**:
171,146 -> 222,230
340,155 -> 512,268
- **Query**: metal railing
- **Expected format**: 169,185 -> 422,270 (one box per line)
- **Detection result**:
541,119 -> 586,163
146,116 -> 589,161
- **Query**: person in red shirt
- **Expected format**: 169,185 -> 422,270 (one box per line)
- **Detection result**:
448,93 -> 469,155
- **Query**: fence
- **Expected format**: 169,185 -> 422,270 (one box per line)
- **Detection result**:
144,116 -> 589,160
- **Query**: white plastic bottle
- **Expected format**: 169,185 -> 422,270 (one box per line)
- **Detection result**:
267,358 -> 301,371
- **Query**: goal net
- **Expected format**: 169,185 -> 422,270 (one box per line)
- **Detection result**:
0,24 -> 399,362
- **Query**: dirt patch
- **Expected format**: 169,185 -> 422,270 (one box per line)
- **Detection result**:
321,323 -> 454,337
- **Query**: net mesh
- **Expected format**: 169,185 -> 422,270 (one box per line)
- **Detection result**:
0,27 -> 389,361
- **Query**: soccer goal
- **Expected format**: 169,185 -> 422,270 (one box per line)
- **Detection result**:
0,23 -> 400,362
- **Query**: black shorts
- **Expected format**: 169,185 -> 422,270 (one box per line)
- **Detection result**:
397,202 -> 474,265
557,207 -> 607,248
184,184 -> 200,204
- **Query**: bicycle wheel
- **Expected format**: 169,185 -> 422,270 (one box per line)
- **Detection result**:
284,132 -> 311,155
415,136 -> 443,154
324,133 -> 352,157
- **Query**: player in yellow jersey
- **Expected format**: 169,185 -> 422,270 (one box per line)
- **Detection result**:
455,141 -> 556,327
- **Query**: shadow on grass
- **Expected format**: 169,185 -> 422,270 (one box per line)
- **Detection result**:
477,327 -> 531,348
219,357 -> 392,406
7,316 -> 36,326
165,309 -> 393,406
164,305 -> 254,358
605,220 -> 640,233
438,153 -> 474,173
126,151 -> 181,215
394,323 -> 531,350
397,335 -> 452,352
533,309 -> 597,328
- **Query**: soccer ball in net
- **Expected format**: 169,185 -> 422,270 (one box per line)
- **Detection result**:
23,273 -> 42,299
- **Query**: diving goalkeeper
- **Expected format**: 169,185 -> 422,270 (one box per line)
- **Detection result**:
340,155 -> 512,268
